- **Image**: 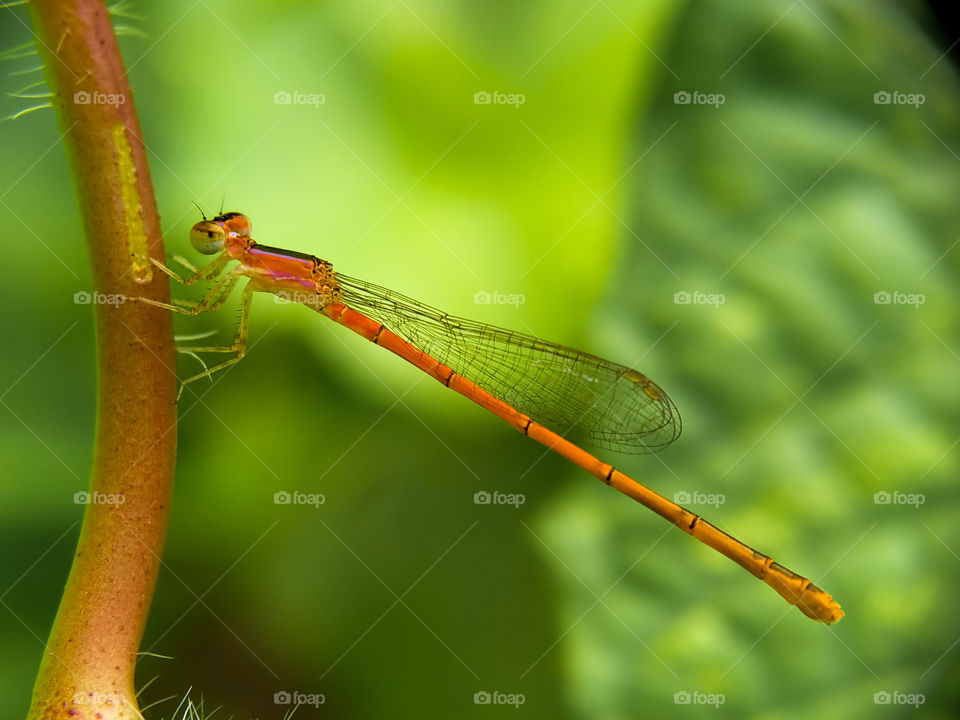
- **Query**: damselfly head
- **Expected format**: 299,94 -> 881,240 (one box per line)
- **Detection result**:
189,220 -> 227,255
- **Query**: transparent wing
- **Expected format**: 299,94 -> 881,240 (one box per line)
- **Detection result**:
337,274 -> 681,454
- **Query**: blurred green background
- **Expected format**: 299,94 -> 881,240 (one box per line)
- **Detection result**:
2,0 -> 959,717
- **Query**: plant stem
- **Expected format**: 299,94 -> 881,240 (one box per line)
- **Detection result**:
26,1 -> 177,718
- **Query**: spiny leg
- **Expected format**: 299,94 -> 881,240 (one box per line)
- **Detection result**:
174,331 -> 230,383
149,252 -> 232,287
129,271 -> 245,397
126,252 -> 258,401
176,282 -> 258,402
133,272 -> 241,317
177,345 -> 238,354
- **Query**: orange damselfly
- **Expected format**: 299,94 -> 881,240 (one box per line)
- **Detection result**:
136,211 -> 843,624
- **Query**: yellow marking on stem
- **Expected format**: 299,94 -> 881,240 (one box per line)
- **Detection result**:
112,123 -> 152,284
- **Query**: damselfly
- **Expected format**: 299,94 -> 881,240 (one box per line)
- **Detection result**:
134,211 -> 843,624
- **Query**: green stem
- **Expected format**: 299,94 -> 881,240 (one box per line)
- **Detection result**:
26,1 -> 177,718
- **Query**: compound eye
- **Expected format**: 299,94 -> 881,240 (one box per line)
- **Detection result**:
189,221 -> 226,254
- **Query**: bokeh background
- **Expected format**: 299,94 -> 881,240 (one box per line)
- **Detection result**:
2,0 -> 958,717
